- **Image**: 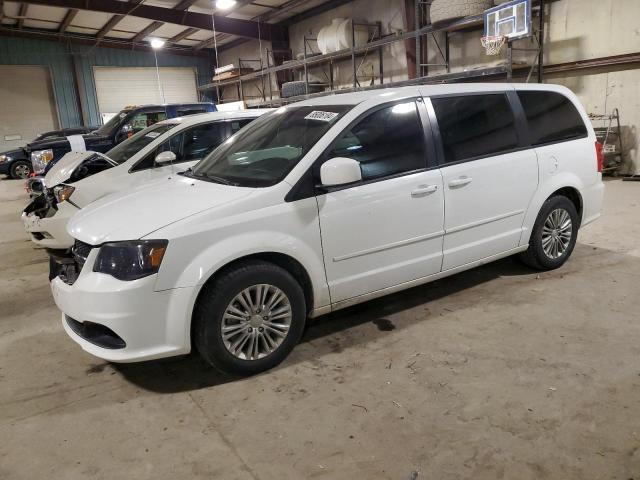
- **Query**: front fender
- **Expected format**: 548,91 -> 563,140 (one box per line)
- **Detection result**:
153,197 -> 330,311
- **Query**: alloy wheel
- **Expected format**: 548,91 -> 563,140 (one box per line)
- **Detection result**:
541,208 -> 572,259
14,164 -> 31,179
221,284 -> 292,361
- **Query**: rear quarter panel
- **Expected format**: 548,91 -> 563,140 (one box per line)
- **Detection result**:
516,84 -> 601,244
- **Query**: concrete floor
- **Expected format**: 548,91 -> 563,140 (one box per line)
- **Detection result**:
1,177 -> 639,480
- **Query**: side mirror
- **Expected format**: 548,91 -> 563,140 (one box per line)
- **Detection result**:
320,157 -> 362,187
155,151 -> 176,166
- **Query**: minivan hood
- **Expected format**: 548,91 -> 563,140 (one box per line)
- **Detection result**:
44,151 -> 101,186
68,175 -> 254,245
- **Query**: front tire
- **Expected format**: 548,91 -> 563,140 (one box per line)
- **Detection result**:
519,195 -> 579,270
10,160 -> 32,179
193,261 -> 306,375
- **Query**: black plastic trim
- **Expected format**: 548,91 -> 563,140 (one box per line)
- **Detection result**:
66,316 -> 126,350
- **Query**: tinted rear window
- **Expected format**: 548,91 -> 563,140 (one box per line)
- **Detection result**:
432,94 -> 519,164
517,91 -> 587,145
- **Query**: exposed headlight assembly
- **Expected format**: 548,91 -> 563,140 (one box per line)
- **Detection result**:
93,240 -> 168,281
0,154 -> 10,164
53,184 -> 75,203
31,149 -> 54,174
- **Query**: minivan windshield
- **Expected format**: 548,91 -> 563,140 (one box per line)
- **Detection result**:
191,105 -> 352,187
105,123 -> 176,164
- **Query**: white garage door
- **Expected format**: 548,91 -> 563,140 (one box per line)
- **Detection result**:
93,66 -> 198,120
0,65 -> 59,151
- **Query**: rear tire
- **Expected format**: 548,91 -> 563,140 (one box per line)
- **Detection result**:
10,160 -> 32,179
193,260 -> 306,375
519,195 -> 579,270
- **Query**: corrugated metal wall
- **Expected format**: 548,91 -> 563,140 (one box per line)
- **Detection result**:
0,36 -> 213,128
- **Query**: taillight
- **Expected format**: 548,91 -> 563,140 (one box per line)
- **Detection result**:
595,141 -> 604,173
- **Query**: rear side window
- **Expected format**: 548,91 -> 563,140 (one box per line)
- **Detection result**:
517,91 -> 587,145
328,101 -> 426,181
182,123 -> 226,161
231,119 -> 254,134
432,94 -> 518,164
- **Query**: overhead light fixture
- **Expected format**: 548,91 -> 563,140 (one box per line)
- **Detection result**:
149,37 -> 165,49
215,0 -> 237,10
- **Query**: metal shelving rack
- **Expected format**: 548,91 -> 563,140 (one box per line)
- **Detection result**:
199,0 -> 549,107
590,108 -> 625,174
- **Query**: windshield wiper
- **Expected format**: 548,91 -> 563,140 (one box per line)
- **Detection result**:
202,173 -> 238,186
180,168 -> 238,186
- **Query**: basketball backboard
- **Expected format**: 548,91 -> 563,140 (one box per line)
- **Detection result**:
483,0 -> 532,40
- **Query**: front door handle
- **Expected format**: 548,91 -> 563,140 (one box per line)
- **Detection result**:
448,176 -> 473,188
411,184 -> 438,198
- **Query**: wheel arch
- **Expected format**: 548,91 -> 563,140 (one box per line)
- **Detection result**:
550,186 -> 583,226
191,252 -> 316,328
521,173 -> 586,246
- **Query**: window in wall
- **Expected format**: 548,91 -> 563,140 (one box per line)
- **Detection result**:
517,91 -> 588,145
431,94 -> 519,164
327,101 -> 427,181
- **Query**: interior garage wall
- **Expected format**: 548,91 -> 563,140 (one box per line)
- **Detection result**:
423,0 -> 640,174
216,39 -> 276,105
0,36 -> 214,129
72,46 -> 213,126
216,0 -> 407,104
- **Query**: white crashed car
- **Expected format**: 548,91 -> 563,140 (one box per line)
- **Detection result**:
22,109 -> 271,249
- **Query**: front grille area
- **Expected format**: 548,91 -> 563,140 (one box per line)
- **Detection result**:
49,240 -> 94,285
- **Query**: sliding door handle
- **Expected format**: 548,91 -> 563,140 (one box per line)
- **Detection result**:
411,184 -> 438,198
448,177 -> 473,188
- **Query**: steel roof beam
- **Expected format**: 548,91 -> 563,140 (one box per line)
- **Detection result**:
23,0 -> 286,40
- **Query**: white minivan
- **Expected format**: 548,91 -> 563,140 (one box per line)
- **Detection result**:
22,110 -> 270,249
50,84 -> 604,375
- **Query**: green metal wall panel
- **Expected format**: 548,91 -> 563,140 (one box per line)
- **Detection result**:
0,36 -> 213,128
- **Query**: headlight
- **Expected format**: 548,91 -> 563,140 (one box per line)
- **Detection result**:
93,240 -> 168,281
31,149 -> 54,174
53,184 -> 75,203
0,154 -> 10,164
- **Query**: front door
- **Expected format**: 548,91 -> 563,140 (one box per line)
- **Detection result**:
429,93 -> 539,270
316,100 -> 445,303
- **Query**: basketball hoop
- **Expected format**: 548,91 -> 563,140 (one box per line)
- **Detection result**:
481,35 -> 507,55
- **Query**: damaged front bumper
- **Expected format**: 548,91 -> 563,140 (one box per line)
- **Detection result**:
22,194 -> 77,249
25,176 -> 45,197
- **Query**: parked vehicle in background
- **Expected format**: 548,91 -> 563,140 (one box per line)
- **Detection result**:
50,84 -> 603,375
0,126 -> 98,179
24,102 -> 216,193
23,110 -> 270,249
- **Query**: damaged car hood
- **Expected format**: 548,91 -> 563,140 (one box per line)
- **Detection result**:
44,151 -> 107,187
68,175 -> 255,245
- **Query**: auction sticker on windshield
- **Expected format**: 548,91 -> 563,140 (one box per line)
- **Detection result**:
305,111 -> 340,122
146,132 -> 162,139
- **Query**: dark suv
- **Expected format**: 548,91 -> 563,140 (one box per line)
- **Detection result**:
0,127 -> 97,179
26,102 -> 215,192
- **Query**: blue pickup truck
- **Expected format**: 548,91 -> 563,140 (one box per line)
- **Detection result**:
25,102 -> 216,192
